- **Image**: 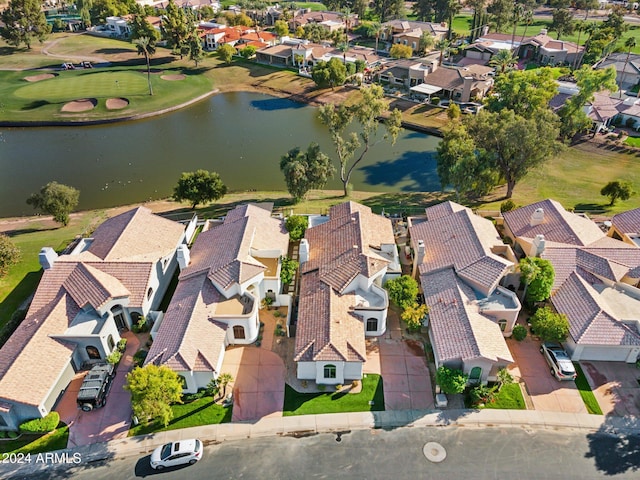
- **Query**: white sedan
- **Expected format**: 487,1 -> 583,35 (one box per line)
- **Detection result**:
150,439 -> 203,470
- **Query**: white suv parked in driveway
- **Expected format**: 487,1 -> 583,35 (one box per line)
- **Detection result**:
540,342 -> 577,381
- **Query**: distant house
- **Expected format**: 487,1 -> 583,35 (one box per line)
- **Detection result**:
409,202 -> 519,385
464,30 -> 582,68
596,52 -> 640,90
289,10 -> 357,33
381,20 -> 448,47
145,204 -> 289,393
199,24 -> 277,51
503,199 -> 640,363
609,208 -> 640,246
0,208 -> 189,430
294,202 -> 401,385
378,58 -> 493,102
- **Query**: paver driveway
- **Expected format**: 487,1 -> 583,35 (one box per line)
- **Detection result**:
507,334 -> 587,414
581,361 -> 640,417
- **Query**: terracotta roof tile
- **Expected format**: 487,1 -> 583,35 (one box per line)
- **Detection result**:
612,208 -> 640,235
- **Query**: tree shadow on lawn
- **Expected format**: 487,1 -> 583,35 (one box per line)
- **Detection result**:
21,100 -> 56,111
94,48 -> 137,55
573,202 -> 609,213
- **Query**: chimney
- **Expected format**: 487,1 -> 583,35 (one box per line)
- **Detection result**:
417,240 -> 426,265
530,208 -> 544,227
299,239 -> 309,263
461,76 -> 473,102
529,234 -> 546,258
481,25 -> 489,36
176,244 -> 190,270
39,247 -> 58,270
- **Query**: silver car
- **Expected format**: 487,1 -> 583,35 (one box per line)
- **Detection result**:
150,439 -> 203,470
540,342 -> 577,381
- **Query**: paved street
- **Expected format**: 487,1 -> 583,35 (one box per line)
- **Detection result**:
13,425 -> 640,480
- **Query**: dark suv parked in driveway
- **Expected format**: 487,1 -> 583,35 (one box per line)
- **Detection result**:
77,363 -> 116,412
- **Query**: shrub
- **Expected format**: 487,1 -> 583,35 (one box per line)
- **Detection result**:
7,431 -> 18,439
106,350 -> 122,365
0,431 -> 5,438
512,324 -> 527,341
384,275 -> 419,309
335,384 -> 343,391
469,384 -> 496,406
19,412 -> 59,434
431,96 -> 440,105
117,338 -> 127,352
317,384 -> 326,391
436,366 -> 468,394
133,349 -> 148,367
285,215 -> 309,241
530,306 -> 570,342
500,199 -> 517,213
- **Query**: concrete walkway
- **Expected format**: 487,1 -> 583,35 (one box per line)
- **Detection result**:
4,408 -> 637,479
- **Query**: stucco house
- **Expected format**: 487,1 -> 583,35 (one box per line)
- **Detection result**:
503,199 -> 640,363
409,202 -> 518,385
595,52 -> 640,90
0,207 -> 188,430
294,202 -> 401,385
381,20 -> 448,47
145,204 -> 289,393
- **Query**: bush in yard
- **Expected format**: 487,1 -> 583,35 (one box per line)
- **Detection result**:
384,275 -> 419,309
500,199 -> 517,213
106,350 -> 122,365
436,366 -> 468,395
512,324 -> 527,341
285,215 -> 309,241
401,303 -> 429,332
125,364 -> 183,427
19,412 -> 59,433
7,431 -> 18,439
469,384 -> 496,406
431,96 -> 440,105
0,234 -> 20,277
497,368 -> 514,389
117,338 -> 127,352
280,255 -> 298,285
520,257 -> 554,304
530,306 -> 570,343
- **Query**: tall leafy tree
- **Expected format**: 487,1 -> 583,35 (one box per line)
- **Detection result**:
172,170 -> 227,209
413,0 -> 435,21
487,0 -> 512,33
389,43 -> 412,58
467,0 -> 488,42
372,0 -> 404,23
419,31 -> 435,55
0,0 -> 51,49
311,58 -> 347,89
550,8 -> 575,40
274,19 -> 289,37
26,182 -> 80,226
530,307 -> 570,343
318,85 -> 402,197
164,0 -> 191,58
0,234 -> 20,278
125,365 -> 183,427
217,43 -> 236,64
384,275 -> 419,309
279,143 -> 336,203
187,31 -> 204,67
486,67 -> 558,115
465,109 -> 563,199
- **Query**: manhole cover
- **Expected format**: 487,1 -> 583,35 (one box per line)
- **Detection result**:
423,442 -> 447,463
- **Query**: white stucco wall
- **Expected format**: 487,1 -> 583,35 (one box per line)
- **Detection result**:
297,361 -> 316,380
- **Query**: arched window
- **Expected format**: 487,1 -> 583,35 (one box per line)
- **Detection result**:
498,319 -> 507,332
233,325 -> 245,340
469,366 -> 482,385
147,287 -> 154,300
324,364 -> 336,379
86,346 -> 101,360
107,335 -> 115,351
366,318 -> 378,332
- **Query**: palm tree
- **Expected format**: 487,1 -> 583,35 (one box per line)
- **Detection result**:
510,3 -> 524,49
341,8 -> 354,53
620,36 -> 638,98
573,0 -> 598,70
368,21 -> 383,52
489,49 -> 518,74
218,373 -> 234,397
576,21 -> 598,69
446,0 -> 461,41
133,37 -> 155,96
436,38 -> 450,66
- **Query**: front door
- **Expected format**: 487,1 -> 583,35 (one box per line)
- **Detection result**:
114,312 -> 127,331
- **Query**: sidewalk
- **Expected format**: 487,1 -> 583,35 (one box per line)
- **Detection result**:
3,408 -> 637,479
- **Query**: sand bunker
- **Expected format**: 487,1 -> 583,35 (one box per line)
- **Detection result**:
105,97 -> 129,110
24,73 -> 57,82
161,74 -> 186,81
61,98 -> 97,113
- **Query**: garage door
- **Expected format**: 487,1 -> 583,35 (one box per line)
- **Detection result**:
579,347 -> 630,362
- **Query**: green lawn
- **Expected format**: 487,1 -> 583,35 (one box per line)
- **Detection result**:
128,397 -> 232,436
624,135 -> 640,147
574,363 -> 603,415
481,383 -> 526,410
283,374 -> 384,416
0,424 -> 69,454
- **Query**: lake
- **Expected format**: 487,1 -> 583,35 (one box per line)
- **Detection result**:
0,91 -> 441,218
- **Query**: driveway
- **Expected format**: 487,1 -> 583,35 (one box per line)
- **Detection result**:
364,309 -> 434,411
580,361 -> 640,417
221,346 -> 286,422
56,331 -> 140,447
507,334 -> 587,414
